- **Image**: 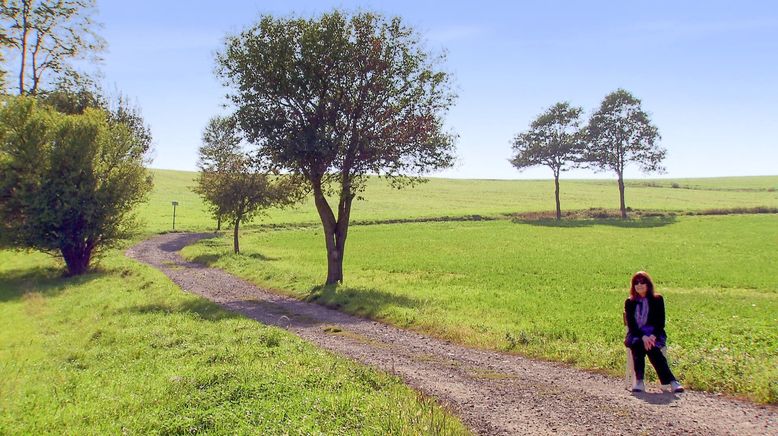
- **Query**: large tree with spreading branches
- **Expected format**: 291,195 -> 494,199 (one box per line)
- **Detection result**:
585,89 -> 665,219
217,11 -> 457,284
511,102 -> 585,220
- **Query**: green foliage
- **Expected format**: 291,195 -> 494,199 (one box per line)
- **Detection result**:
193,116 -> 304,252
511,101 -> 586,218
217,10 -> 457,283
1,0 -> 105,95
0,96 -> 152,275
586,89 -> 665,218
183,215 -> 778,403
0,249 -> 468,434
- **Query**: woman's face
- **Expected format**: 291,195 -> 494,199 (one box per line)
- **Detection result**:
634,277 -> 648,297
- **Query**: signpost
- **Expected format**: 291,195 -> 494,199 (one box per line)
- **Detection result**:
172,201 -> 179,231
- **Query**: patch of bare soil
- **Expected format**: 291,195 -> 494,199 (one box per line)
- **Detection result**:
127,233 -> 777,435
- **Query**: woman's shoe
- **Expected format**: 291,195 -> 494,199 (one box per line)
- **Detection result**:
670,380 -> 685,393
632,380 -> 645,392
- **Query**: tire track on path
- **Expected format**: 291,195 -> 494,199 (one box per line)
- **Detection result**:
127,232 -> 777,435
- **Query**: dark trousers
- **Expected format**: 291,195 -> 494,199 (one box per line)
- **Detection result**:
629,343 -> 676,384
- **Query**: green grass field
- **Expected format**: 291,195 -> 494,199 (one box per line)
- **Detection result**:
3,169 -> 777,434
143,170 -> 778,233
182,214 -> 778,403
0,249 -> 467,434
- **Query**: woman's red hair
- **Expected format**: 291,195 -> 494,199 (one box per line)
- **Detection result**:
629,271 -> 661,300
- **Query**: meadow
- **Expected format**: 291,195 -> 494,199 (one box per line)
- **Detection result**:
142,170 -> 778,233
182,214 -> 778,403
2,169 -> 776,434
0,249 -> 467,434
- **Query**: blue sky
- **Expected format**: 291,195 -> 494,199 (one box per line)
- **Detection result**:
97,1 -> 778,179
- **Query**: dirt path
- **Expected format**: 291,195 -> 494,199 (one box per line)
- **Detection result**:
127,233 -> 777,435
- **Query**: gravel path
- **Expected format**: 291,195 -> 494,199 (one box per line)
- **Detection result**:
127,232 -> 777,435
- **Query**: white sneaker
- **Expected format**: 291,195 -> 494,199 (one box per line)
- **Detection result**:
632,380 -> 645,392
670,380 -> 685,393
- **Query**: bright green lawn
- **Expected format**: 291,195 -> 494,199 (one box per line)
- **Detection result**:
182,214 -> 778,403
143,170 -> 778,233
0,250 -> 467,434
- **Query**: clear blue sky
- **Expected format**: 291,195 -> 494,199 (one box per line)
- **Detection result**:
97,0 -> 777,179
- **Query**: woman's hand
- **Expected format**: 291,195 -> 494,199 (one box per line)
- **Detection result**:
642,335 -> 656,351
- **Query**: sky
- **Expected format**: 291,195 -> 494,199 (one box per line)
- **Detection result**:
93,0 -> 777,180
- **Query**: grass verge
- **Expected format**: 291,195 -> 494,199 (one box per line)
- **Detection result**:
0,250 -> 468,434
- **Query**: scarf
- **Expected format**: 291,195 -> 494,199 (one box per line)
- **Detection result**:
635,296 -> 649,329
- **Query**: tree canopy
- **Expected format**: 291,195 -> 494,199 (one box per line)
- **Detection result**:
586,89 -> 665,218
511,102 -> 585,219
217,10 -> 457,284
1,0 -> 105,95
0,95 -> 152,275
194,116 -> 303,254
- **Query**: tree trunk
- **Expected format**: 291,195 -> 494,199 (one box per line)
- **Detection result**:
18,6 -> 29,95
233,217 -> 240,254
216,215 -> 221,232
61,243 -> 92,276
312,179 -> 351,285
554,171 -> 561,220
617,173 -> 627,219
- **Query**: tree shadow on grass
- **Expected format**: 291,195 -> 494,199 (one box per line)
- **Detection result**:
120,299 -> 240,322
188,251 -> 279,267
0,267 -> 105,303
304,284 -> 422,320
514,216 -> 677,229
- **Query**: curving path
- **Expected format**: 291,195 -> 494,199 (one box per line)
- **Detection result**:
127,232 -> 777,436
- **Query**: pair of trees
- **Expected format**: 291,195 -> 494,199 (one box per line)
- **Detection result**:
214,11 -> 456,285
511,90 -> 665,219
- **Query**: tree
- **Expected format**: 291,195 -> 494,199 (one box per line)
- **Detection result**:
511,102 -> 585,220
0,96 -> 152,275
217,11 -> 457,285
585,89 -> 665,219
1,0 -> 105,95
193,116 -> 302,254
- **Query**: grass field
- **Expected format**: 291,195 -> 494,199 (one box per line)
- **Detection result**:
182,212 -> 778,403
3,168 -> 777,433
143,170 -> 778,233
0,249 -> 467,434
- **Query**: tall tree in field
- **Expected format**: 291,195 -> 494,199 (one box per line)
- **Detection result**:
585,89 -> 665,219
217,11 -> 457,284
1,0 -> 105,95
193,116 -> 303,254
510,102 -> 585,220
0,96 -> 152,275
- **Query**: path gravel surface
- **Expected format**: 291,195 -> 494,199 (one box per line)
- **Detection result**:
127,232 -> 777,435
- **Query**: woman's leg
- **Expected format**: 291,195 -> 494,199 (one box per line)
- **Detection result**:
646,347 -> 676,385
628,343 -> 646,381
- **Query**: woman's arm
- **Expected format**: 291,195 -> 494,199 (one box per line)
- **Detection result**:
652,295 -> 666,337
624,299 -> 643,338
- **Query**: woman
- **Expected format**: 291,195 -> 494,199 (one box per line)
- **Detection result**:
624,271 -> 684,393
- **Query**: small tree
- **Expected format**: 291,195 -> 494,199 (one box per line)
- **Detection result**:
586,89 -> 665,219
0,96 -> 152,275
511,102 -> 585,220
1,0 -> 105,95
193,116 -> 302,254
218,11 -> 456,284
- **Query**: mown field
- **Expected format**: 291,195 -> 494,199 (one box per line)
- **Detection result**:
142,170 -> 778,233
182,214 -> 778,403
150,170 -> 777,403
2,169 -> 777,434
0,249 -> 467,434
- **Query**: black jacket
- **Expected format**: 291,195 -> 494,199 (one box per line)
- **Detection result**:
624,295 -> 666,340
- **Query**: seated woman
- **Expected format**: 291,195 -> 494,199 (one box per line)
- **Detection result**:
624,271 -> 684,393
